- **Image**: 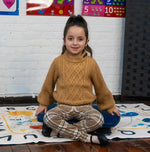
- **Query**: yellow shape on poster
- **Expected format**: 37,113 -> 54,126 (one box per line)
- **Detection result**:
20,129 -> 26,132
30,118 -> 38,122
8,111 -> 33,117
59,10 -> 63,14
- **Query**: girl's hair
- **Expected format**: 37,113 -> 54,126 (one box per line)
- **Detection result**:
62,15 -> 93,57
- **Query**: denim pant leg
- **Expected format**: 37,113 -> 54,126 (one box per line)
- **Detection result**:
37,103 -> 57,122
92,104 -> 120,128
37,103 -> 120,128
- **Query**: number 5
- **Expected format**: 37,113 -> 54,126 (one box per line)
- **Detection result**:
84,6 -> 89,13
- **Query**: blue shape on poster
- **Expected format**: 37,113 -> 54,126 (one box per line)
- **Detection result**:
132,125 -> 137,127
38,9 -> 46,14
18,120 -> 32,125
10,118 -> 22,121
147,131 -> 150,134
142,118 -> 150,123
121,112 -> 139,117
119,110 -> 126,113
138,123 -> 145,126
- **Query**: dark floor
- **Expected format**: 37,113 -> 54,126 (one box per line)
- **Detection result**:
0,138 -> 150,152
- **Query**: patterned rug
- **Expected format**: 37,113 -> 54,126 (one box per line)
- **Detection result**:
107,103 -> 150,139
0,103 -> 150,145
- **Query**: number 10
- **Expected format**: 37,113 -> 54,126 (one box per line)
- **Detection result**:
105,7 -> 113,13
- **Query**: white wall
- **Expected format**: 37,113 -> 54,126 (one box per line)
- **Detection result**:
0,0 -> 125,97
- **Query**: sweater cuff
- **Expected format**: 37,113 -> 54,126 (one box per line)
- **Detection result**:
37,91 -> 50,106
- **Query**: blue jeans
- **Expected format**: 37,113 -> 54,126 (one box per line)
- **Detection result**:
37,103 -> 120,128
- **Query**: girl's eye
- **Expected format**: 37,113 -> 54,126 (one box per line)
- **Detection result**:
68,37 -> 73,40
78,37 -> 84,41
79,38 -> 83,41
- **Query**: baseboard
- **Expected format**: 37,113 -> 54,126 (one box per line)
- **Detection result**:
0,95 -> 149,105
0,96 -> 38,106
120,96 -> 150,106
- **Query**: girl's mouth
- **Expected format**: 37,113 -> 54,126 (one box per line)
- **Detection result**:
72,47 -> 79,50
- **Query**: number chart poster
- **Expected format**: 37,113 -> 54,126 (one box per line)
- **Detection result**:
82,0 -> 126,17
26,0 -> 74,16
0,0 -> 19,15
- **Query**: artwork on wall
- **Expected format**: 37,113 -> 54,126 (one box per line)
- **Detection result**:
0,0 -> 19,15
26,0 -> 74,16
82,0 -> 126,17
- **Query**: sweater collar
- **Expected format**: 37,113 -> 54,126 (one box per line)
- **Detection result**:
63,51 -> 87,63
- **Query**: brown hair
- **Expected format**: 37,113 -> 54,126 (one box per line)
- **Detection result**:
62,15 -> 93,57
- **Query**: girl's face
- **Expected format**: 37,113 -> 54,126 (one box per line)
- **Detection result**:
64,26 -> 89,57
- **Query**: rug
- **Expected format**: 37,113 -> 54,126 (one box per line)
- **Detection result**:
0,103 -> 150,145
106,103 -> 150,139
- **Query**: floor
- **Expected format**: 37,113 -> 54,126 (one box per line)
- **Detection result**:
0,138 -> 150,152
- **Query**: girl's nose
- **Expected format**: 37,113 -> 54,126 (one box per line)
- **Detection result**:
73,39 -> 77,45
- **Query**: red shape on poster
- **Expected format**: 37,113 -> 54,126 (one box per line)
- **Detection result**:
27,4 -> 74,16
26,0 -> 74,16
30,125 -> 43,130
105,6 -> 126,17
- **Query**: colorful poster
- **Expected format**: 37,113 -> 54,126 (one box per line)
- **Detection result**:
26,0 -> 74,16
0,0 -> 19,15
82,0 -> 126,17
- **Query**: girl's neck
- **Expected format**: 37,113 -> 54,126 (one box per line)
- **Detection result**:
63,50 -> 87,63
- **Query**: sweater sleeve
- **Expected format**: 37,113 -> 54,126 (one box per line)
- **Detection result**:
91,59 -> 115,113
37,59 -> 58,106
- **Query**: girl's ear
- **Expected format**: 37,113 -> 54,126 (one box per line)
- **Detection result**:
63,37 -> 65,45
85,39 -> 89,46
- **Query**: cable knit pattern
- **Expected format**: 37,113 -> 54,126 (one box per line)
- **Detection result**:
38,51 -> 115,113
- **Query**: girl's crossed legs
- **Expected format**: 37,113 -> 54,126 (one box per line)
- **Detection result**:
44,104 -> 104,142
37,103 -> 120,129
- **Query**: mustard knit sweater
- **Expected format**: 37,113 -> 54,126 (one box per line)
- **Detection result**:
38,51 -> 115,113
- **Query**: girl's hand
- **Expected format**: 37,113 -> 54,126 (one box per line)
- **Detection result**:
109,106 -> 120,116
35,104 -> 48,116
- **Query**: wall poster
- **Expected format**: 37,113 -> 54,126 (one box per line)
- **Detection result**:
82,0 -> 126,17
0,0 -> 19,15
26,0 -> 74,16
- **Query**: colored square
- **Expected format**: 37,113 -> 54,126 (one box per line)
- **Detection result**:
0,0 -> 19,15
83,0 -> 105,5
104,6 -> 126,17
26,0 -> 74,16
53,0 -> 74,5
82,0 -> 126,17
82,5 -> 105,16
105,0 -> 126,6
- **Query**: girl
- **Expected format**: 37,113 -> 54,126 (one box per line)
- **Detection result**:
35,15 -> 120,146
